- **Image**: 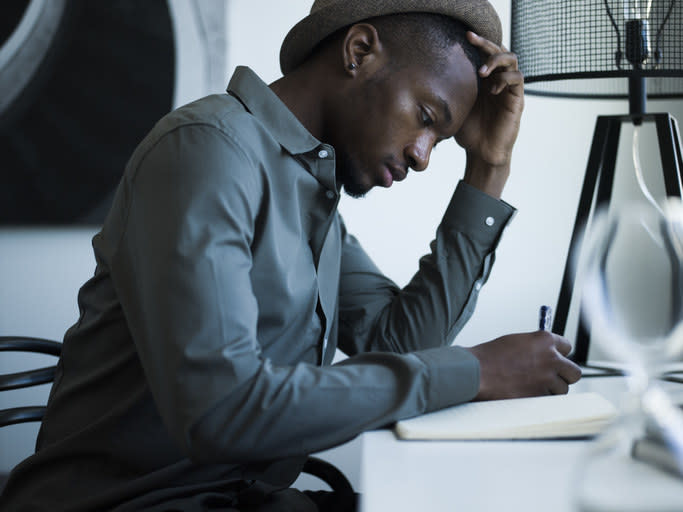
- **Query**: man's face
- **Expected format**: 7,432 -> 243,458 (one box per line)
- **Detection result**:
331,45 -> 479,198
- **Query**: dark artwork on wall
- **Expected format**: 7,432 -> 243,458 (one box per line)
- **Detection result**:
0,0 -> 175,225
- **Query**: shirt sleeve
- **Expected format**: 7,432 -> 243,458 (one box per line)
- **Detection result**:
108,124 -> 484,465
337,180 -> 516,355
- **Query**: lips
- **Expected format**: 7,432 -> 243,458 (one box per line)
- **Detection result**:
382,165 -> 407,188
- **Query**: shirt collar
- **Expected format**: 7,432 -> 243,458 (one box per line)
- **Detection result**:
227,66 -> 321,156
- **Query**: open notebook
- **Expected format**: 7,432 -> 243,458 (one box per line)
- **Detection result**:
394,392 -> 618,440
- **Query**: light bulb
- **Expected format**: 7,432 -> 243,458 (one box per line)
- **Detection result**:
623,0 -> 654,65
623,0 -> 654,20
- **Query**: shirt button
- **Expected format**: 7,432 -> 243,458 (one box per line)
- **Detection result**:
475,282 -> 483,291
318,149 -> 329,159
485,216 -> 495,227
325,190 -> 335,199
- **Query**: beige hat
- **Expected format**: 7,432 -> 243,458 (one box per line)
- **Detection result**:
280,0 -> 502,74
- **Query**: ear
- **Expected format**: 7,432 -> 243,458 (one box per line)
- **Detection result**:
342,23 -> 385,76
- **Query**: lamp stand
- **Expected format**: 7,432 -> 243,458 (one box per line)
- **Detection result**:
553,112 -> 683,365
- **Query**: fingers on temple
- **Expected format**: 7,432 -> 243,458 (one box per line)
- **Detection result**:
490,69 -> 524,85
487,70 -> 525,94
479,53 -> 520,78
467,31 -> 501,55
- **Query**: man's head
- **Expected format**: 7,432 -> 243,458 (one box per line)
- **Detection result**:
358,13 -> 483,90
279,1 -> 502,198
280,0 -> 502,75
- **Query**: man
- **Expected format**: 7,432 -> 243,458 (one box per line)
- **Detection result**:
0,0 -> 581,510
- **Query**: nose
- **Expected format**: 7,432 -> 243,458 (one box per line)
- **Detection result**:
404,134 -> 434,172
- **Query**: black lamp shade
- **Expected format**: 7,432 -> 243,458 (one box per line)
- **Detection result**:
511,0 -> 683,98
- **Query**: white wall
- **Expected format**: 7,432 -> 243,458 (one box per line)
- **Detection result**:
0,228 -> 99,473
2,0 -> 682,485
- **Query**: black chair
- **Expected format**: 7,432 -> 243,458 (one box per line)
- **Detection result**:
0,336 -> 62,493
0,336 -> 355,507
0,336 -> 62,427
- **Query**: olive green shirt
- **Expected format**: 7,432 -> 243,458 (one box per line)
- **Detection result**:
0,67 -> 515,511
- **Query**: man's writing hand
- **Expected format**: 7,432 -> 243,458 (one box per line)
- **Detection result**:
456,32 -> 524,199
465,331 -> 582,401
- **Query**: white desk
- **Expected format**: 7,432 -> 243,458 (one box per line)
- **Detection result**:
359,377 -> 683,512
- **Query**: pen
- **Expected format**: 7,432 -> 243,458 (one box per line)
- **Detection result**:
539,305 -> 552,331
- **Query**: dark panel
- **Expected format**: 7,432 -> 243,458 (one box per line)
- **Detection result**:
0,0 -> 175,224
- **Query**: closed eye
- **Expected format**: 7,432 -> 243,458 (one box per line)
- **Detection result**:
420,108 -> 435,127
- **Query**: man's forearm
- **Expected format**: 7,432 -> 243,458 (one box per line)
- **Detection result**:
338,181 -> 516,355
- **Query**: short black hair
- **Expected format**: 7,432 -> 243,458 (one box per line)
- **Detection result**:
367,12 -> 482,76
311,12 -> 482,86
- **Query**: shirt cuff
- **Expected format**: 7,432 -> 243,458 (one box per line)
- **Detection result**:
442,180 -> 517,247
413,346 -> 480,412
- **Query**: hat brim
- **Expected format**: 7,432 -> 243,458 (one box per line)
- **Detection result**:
280,0 -> 502,74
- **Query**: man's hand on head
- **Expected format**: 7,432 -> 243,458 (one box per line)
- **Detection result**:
464,331 -> 582,401
456,31 -> 525,199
